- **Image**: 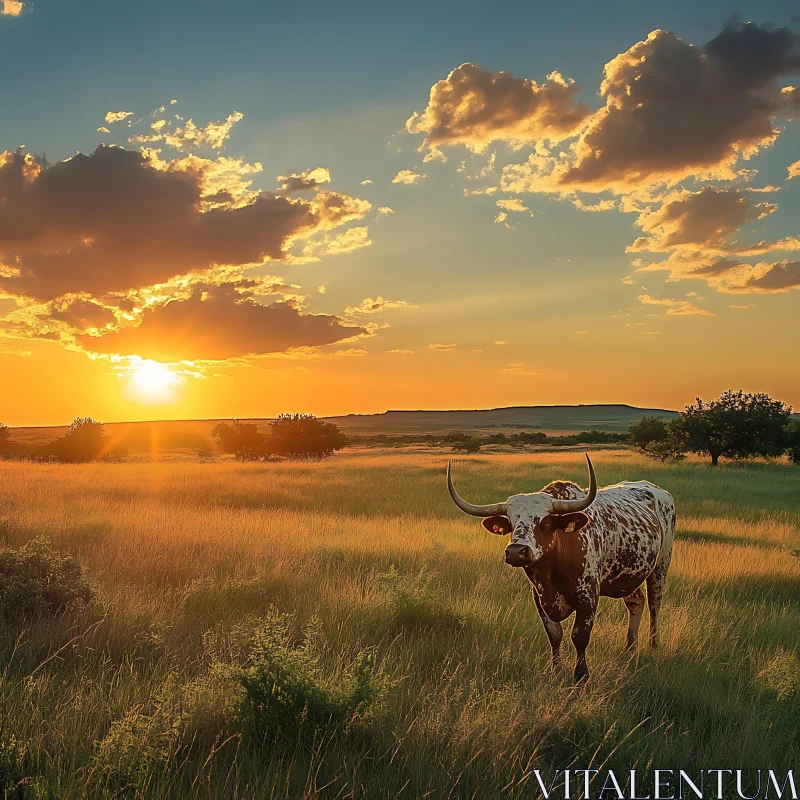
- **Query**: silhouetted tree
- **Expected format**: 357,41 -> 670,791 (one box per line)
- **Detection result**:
268,414 -> 346,459
629,417 -> 686,461
787,421 -> 800,466
677,390 -> 792,466
47,417 -> 110,463
453,437 -> 481,454
0,423 -> 9,458
210,420 -> 268,461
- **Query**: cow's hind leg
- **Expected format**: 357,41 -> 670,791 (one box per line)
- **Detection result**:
623,587 -> 645,651
533,591 -> 563,667
646,561 -> 668,649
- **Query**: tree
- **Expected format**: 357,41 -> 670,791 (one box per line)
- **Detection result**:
453,437 -> 481,454
0,423 -> 9,459
47,417 -> 111,463
787,421 -> 800,466
268,414 -> 346,459
211,420 -> 268,461
628,417 -> 686,461
677,390 -> 792,466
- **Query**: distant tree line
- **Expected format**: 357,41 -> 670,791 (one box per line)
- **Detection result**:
352,429 -> 629,454
0,414 -> 347,463
2,390 -> 798,466
629,390 -> 799,466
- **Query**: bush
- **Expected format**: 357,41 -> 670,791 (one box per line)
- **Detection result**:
268,414 -> 346,460
211,420 -> 268,461
89,670 -> 239,793
377,565 -> 465,631
0,733 -> 35,799
453,437 -> 481,454
239,612 -> 385,741
45,417 -> 112,463
0,537 -> 93,622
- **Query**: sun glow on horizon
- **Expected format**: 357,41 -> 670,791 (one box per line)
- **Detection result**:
126,359 -> 183,405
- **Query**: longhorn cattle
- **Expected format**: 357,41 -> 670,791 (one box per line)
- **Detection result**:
447,455 -> 675,683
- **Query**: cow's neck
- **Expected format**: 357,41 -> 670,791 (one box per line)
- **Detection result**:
523,530 -> 577,600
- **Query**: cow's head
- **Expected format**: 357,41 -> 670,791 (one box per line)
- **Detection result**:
447,454 -> 597,568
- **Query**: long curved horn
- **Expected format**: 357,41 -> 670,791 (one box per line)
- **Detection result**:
447,462 -> 508,517
551,453 -> 597,513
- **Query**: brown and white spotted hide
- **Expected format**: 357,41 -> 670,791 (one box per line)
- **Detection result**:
483,479 -> 675,683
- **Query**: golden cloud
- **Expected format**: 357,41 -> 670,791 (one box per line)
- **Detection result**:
75,282 -> 366,361
407,63 -> 589,155
501,23 -> 800,195
0,146 -> 371,302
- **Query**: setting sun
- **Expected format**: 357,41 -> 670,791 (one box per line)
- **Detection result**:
126,360 -> 182,405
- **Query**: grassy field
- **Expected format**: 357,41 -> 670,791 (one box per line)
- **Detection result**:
0,450 -> 798,798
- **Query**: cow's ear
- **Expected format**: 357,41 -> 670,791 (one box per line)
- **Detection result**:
552,511 -> 591,534
481,516 -> 513,536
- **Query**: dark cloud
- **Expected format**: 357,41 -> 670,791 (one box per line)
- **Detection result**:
730,260 -> 800,292
688,257 -> 744,277
49,298 -> 117,331
502,23 -> 800,193
407,63 -> 589,154
559,23 -> 800,190
76,282 -> 366,361
628,187 -> 777,253
0,146 -> 370,301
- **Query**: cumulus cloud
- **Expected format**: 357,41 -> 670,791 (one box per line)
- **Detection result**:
392,169 -> 427,185
636,294 -> 714,315
726,260 -> 800,293
789,160 -> 800,179
407,63 -> 589,155
502,23 -> 800,195
345,296 -> 415,314
0,146 -> 371,302
277,167 -> 331,193
105,111 -> 134,124
628,187 -> 779,254
76,282 -> 366,361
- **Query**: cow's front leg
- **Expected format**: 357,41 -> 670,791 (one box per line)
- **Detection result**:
571,589 -> 598,684
533,590 -> 563,667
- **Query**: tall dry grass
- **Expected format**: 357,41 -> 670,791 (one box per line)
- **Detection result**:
0,450 -> 798,798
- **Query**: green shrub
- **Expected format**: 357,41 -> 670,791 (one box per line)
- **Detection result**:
0,734 -> 35,799
239,612 -> 385,741
757,648 -> 800,704
0,537 -> 93,622
377,565 -> 465,631
89,670 -> 240,793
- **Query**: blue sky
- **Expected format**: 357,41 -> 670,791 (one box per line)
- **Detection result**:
1,0 -> 799,424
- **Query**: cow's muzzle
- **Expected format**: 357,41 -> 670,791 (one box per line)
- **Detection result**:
505,543 -> 534,567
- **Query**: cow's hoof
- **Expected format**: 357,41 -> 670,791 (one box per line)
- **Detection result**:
573,670 -> 589,686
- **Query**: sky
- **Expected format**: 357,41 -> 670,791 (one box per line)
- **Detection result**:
1,0 -> 799,426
